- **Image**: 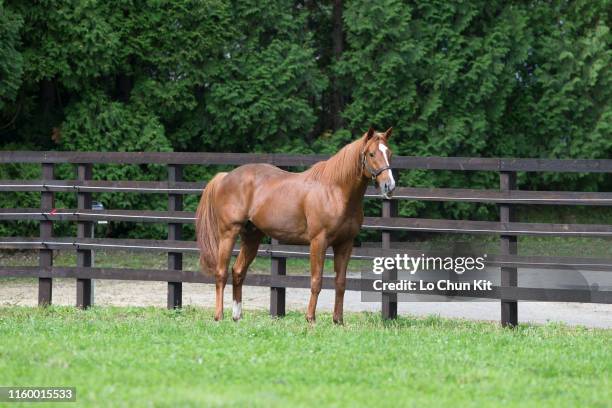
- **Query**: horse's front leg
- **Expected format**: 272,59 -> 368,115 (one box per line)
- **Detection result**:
332,240 -> 353,325
306,234 -> 327,323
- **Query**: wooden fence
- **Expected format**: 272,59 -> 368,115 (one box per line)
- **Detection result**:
1,151 -> 611,327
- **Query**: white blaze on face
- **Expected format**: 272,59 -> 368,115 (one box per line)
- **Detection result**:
232,301 -> 242,320
378,142 -> 395,192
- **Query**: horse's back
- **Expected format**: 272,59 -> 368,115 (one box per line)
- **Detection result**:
235,163 -> 289,179
214,162 -> 293,212
221,163 -> 291,191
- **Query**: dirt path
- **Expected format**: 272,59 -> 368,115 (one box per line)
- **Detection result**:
1,278 -> 610,328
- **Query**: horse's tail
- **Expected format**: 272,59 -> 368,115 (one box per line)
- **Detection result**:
195,172 -> 227,275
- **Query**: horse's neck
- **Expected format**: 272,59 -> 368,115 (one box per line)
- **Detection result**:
340,176 -> 369,212
305,138 -> 369,209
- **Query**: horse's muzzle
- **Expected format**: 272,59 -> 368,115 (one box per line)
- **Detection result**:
380,174 -> 396,199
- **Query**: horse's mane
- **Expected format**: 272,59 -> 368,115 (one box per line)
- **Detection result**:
305,137 -> 364,185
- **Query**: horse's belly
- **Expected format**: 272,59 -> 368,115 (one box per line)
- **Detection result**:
248,188 -> 310,244
251,213 -> 310,244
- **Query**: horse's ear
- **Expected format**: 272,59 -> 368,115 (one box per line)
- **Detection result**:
384,127 -> 393,140
366,127 -> 375,140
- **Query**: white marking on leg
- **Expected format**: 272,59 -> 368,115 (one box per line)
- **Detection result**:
232,301 -> 242,320
378,143 -> 395,192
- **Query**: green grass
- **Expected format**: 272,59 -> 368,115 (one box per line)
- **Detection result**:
0,307 -> 610,407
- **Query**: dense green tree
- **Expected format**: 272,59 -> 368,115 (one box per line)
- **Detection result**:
337,0 -> 534,217
504,0 -> 611,191
0,1 -> 22,113
337,0 -> 609,217
201,0 -> 328,152
0,0 -> 609,236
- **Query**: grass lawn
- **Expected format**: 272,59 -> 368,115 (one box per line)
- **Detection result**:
0,307 -> 610,407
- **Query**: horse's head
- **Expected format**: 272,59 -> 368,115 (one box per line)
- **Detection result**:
361,127 -> 396,199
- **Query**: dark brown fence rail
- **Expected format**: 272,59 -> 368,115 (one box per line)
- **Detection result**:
1,151 -> 611,326
1,151 -> 612,172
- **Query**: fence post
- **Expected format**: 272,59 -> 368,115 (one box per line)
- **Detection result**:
381,198 -> 398,319
270,238 -> 286,317
500,171 -> 518,327
76,163 -> 94,308
38,163 -> 54,306
167,164 -> 183,309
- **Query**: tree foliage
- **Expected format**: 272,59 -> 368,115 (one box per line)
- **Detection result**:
0,0 -> 609,235
0,1 -> 23,112
201,0 -> 328,152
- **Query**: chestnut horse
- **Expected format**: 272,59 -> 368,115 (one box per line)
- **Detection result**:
195,127 -> 396,323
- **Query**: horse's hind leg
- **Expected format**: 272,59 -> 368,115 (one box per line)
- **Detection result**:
214,225 -> 241,321
231,226 -> 264,321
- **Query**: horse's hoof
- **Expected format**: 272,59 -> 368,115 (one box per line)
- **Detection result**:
232,316 -> 241,322
333,318 -> 344,325
232,301 -> 242,322
306,315 -> 316,324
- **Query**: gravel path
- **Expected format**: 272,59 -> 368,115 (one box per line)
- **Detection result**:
1,278 -> 610,328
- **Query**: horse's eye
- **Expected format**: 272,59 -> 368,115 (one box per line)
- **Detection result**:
369,153 -> 374,157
